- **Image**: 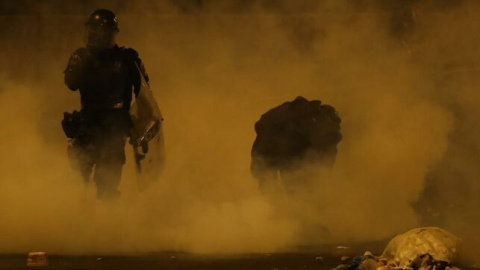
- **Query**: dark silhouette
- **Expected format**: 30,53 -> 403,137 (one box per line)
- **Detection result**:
63,9 -> 149,199
251,96 -> 342,194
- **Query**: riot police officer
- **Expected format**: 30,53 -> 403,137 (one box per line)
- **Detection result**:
251,96 -> 342,195
63,9 -> 149,199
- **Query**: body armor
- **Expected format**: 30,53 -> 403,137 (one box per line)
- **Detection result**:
78,46 -> 131,110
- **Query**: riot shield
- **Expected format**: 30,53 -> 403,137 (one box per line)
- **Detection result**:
129,63 -> 165,191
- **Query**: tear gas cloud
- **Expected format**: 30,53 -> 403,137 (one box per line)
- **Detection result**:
0,0 -> 477,258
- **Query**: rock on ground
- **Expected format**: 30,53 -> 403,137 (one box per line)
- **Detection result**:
382,227 -> 460,266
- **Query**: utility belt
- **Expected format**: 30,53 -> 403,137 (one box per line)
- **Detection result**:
61,110 -> 83,139
62,104 -> 130,140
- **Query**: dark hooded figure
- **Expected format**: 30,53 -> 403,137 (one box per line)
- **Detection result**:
251,96 -> 342,194
63,9 -> 149,199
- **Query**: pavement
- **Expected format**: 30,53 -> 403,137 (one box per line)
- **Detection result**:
0,242 -> 385,270
0,252 -> 349,270
1,241 -> 474,270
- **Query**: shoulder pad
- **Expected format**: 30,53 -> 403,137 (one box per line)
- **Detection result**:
72,47 -> 88,58
123,47 -> 140,60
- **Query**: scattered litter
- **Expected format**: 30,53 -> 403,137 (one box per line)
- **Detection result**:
341,256 -> 350,262
97,257 -> 103,261
27,252 -> 48,267
315,256 -> 324,261
364,251 -> 373,257
333,250 -> 379,270
332,227 -> 462,270
337,246 -> 351,250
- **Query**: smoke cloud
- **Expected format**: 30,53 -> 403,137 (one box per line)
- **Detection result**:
0,0 -> 476,260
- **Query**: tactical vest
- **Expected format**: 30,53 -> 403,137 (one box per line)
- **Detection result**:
79,46 -> 133,110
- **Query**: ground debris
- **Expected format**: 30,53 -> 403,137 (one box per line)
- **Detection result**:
332,227 -> 461,270
333,251 -> 380,270
382,227 -> 460,268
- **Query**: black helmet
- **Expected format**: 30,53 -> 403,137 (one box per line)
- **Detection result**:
85,9 -> 119,32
